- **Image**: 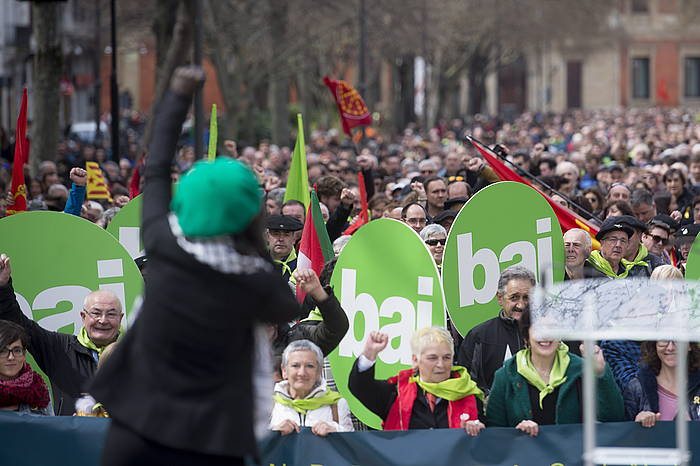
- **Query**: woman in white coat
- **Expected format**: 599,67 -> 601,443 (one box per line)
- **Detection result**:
271,340 -> 353,436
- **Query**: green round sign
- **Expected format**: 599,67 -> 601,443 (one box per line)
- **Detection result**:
328,218 -> 445,429
442,182 -> 565,336
106,194 -> 143,259
682,229 -> 700,280
0,211 -> 144,333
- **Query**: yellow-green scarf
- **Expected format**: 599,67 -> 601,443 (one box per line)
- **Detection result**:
273,389 -> 342,414
516,343 -> 570,408
409,366 -> 484,401
274,249 -> 297,279
302,307 -> 323,322
77,327 -> 121,356
621,243 -> 650,270
587,250 -> 627,278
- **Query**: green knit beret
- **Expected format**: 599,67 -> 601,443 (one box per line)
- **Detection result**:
171,157 -> 262,237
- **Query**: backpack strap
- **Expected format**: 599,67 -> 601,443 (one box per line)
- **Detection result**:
331,402 -> 339,424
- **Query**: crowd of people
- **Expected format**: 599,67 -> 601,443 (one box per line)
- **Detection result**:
1,66 -> 700,463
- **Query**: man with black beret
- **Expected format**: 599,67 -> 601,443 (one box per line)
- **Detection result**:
616,215 -> 664,277
432,210 -> 458,233
444,197 -> 469,213
266,214 -> 303,282
587,217 -> 634,278
674,223 -> 700,275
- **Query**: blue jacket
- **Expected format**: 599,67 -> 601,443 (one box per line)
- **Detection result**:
622,364 -> 700,421
486,353 -> 625,426
63,183 -> 86,216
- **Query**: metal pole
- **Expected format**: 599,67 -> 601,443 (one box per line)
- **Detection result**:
358,0 -> 366,145
192,0 -> 204,159
676,340 -> 689,466
110,0 -> 119,161
582,295 -> 596,466
93,1 -> 101,145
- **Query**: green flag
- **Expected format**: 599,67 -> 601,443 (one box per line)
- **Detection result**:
208,104 -> 217,162
284,113 -> 310,209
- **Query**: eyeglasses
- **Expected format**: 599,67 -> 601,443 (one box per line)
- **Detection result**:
420,170 -> 435,175
405,217 -> 427,226
649,234 -> 669,245
1,346 -> 25,359
85,310 -> 121,320
425,238 -> 446,246
447,176 -> 465,183
601,236 -> 629,245
657,341 -> 675,348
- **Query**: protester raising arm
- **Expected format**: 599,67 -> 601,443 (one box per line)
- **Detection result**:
63,167 -> 87,216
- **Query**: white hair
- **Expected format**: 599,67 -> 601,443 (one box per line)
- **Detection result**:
555,161 -> 579,177
333,235 -> 351,256
419,224 -> 447,241
563,228 -> 592,251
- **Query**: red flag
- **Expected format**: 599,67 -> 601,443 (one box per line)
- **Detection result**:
323,76 -> 372,137
468,137 -> 600,248
7,89 -> 28,215
296,190 -> 334,303
343,172 -> 369,236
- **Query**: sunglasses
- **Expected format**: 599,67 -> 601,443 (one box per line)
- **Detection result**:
425,238 -> 446,246
447,176 -> 465,183
649,234 -> 669,245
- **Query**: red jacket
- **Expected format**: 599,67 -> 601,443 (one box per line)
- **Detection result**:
382,368 -> 479,430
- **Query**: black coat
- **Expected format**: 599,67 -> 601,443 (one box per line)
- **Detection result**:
90,90 -> 299,459
282,289 -> 349,356
0,280 -> 97,415
623,365 -> 700,421
456,313 -> 523,393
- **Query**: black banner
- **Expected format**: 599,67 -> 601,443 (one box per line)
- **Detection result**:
0,411 -> 698,466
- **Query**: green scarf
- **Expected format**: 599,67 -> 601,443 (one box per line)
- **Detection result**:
274,249 -> 297,279
77,327 -> 121,356
587,250 -> 627,278
621,243 -> 650,270
301,307 -> 323,322
516,343 -> 570,409
273,389 -> 342,414
409,366 -> 484,401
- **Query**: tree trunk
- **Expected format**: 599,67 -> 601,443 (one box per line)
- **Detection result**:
267,0 -> 289,146
426,48 -> 443,130
467,52 -> 489,115
31,2 -> 63,167
143,1 -> 192,148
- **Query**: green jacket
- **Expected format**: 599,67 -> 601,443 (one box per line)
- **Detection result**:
486,353 -> 624,426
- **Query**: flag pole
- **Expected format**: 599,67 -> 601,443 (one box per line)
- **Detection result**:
466,136 -> 601,223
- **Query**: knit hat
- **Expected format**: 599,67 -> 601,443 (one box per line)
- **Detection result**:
171,157 -> 262,237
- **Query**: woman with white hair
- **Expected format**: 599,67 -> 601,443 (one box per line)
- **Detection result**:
348,327 -> 485,435
271,339 -> 353,436
420,224 -> 447,267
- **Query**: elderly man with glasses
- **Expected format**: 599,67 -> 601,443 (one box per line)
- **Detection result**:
586,217 -> 634,279
0,254 -> 123,415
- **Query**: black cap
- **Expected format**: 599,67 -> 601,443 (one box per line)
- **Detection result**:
647,218 -> 672,233
673,224 -> 700,239
651,214 -> 679,232
433,210 -> 458,224
617,215 -> 647,233
266,214 -> 303,231
444,197 -> 469,210
596,216 -> 634,241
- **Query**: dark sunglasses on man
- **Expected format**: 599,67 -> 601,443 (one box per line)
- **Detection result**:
425,238 -> 446,246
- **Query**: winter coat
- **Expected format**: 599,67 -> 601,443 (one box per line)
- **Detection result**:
0,280 -> 97,416
486,353 -> 625,426
456,312 -> 523,393
623,365 -> 700,421
270,379 -> 353,432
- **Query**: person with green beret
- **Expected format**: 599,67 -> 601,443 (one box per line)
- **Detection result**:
90,66 -> 300,466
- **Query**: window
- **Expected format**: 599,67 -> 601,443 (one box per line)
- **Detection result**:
631,0 -> 649,13
685,57 -> 700,98
632,57 -> 650,99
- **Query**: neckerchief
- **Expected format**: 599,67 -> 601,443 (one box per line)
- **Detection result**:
77,327 -> 121,356
621,244 -> 650,270
0,363 -> 50,409
302,307 -> 323,322
516,343 -> 570,408
409,366 -> 484,401
274,249 -> 297,279
587,250 -> 627,278
273,389 -> 342,414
